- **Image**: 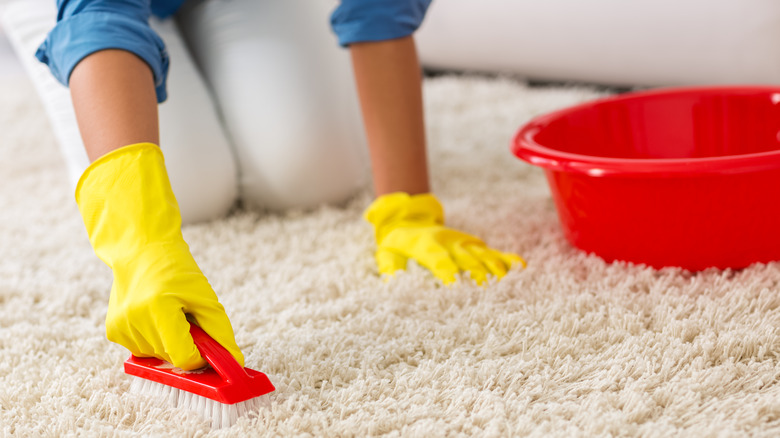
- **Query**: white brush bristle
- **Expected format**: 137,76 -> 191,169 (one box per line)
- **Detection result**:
129,377 -> 270,428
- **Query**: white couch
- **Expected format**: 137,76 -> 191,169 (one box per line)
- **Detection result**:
416,0 -> 780,86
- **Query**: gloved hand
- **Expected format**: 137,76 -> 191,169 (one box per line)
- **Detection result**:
364,192 -> 525,284
76,143 -> 244,370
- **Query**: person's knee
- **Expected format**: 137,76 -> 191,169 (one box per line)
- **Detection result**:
162,126 -> 238,224
152,18 -> 239,224
160,95 -> 238,224
175,0 -> 370,212
166,154 -> 238,225
237,120 -> 370,212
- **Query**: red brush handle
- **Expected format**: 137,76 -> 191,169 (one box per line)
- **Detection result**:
188,322 -> 250,384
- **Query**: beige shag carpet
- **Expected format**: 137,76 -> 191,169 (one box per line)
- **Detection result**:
1,71 -> 779,437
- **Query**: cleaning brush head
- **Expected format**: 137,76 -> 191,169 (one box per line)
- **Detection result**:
125,323 -> 275,428
128,376 -> 270,428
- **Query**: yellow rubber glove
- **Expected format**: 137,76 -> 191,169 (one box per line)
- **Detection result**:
76,143 -> 244,371
364,192 -> 525,284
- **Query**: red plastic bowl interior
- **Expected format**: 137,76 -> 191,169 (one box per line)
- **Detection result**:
512,86 -> 780,270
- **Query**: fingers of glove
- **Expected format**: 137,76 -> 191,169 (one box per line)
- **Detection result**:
105,308 -> 201,369
501,251 -> 527,269
158,309 -> 208,371
382,230 -> 460,284
376,248 -> 408,277
187,304 -> 245,368
106,316 -> 158,360
408,239 -> 460,284
449,241 -> 491,285
472,245 -> 527,279
464,244 -> 515,280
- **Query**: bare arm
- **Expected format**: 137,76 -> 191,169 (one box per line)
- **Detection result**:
349,36 -> 430,197
69,49 -> 159,162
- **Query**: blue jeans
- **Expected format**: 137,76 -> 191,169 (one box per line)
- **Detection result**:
35,0 -> 432,103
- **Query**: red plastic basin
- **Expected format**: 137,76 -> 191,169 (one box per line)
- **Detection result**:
512,86 -> 780,271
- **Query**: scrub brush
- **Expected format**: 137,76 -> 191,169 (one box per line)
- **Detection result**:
126,322 -> 275,428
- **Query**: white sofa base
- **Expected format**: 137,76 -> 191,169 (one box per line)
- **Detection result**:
416,0 -> 780,87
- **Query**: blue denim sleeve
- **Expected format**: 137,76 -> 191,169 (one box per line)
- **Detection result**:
35,0 -> 173,103
150,0 -> 186,19
330,0 -> 432,47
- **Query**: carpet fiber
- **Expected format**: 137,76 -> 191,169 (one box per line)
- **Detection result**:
1,74 -> 779,437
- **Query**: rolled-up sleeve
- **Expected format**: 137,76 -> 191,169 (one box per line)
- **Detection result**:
35,0 -> 171,103
330,0 -> 432,47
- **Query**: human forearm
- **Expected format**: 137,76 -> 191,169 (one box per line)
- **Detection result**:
69,49 -> 159,162
349,36 -> 429,196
